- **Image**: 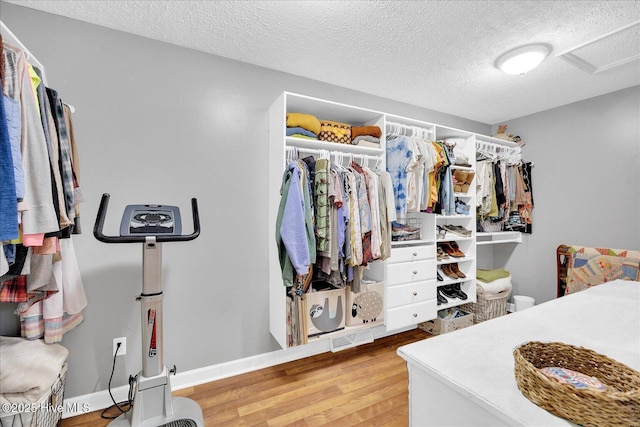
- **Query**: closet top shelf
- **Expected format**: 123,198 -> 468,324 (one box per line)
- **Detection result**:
285,136 -> 383,155
285,92 -> 383,126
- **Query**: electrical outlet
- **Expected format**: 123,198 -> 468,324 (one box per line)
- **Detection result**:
113,337 -> 126,356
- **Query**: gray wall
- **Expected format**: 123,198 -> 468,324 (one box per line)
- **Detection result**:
489,86 -> 640,304
0,3 -> 491,398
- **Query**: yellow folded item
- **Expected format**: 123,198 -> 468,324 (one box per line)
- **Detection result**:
286,112 -> 321,135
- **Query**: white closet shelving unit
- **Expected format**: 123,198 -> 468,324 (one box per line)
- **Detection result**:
475,134 -> 523,247
433,126 -> 478,310
268,92 -> 528,350
367,114 -> 438,333
268,92 -> 388,349
474,135 -> 523,276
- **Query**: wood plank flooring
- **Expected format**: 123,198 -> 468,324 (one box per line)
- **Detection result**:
61,328 -> 432,426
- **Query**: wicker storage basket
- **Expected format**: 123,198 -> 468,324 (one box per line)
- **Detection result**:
0,363 -> 67,427
513,342 -> 640,427
461,290 -> 510,323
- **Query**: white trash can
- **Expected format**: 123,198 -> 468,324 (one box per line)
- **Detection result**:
513,295 -> 535,311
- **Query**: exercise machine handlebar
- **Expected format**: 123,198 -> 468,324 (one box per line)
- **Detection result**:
93,193 -> 200,243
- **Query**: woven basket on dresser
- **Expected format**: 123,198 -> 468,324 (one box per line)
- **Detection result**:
513,341 -> 640,427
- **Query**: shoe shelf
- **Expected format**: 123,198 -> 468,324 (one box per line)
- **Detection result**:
437,256 -> 474,265
437,295 -> 473,310
453,192 -> 473,198
476,231 -> 522,246
439,277 -> 473,286
437,236 -> 473,243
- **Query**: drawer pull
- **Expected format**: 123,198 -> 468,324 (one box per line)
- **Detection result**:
413,252 -> 418,256
413,291 -> 418,296
413,270 -> 418,275
413,313 -> 418,317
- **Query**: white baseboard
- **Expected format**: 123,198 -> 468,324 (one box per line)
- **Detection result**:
63,325 -> 409,418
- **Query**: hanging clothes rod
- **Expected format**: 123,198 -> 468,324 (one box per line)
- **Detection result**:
285,146 -> 381,163
0,20 -> 48,85
477,140 -> 522,164
1,20 -> 76,113
386,121 -> 433,139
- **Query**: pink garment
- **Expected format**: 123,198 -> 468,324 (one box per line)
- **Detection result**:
21,233 -> 44,247
32,237 -> 58,255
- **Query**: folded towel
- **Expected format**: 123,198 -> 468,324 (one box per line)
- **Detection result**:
286,112 -> 321,135
477,275 -> 512,296
476,268 -> 510,283
351,125 -> 382,140
286,127 -> 317,138
0,336 -> 68,404
352,135 -> 380,147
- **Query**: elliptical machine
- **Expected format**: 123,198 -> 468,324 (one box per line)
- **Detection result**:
93,193 -> 204,427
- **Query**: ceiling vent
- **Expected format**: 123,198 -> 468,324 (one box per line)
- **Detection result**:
557,20 -> 640,74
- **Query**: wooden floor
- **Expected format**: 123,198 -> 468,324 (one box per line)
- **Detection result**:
61,328 -> 431,426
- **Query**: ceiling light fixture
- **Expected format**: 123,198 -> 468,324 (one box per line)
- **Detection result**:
495,43 -> 551,76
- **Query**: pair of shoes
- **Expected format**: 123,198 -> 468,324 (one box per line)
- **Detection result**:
453,170 -> 475,193
439,284 -> 468,300
437,246 -> 450,260
440,264 -> 458,280
436,225 -> 447,240
437,288 -> 448,305
438,241 -> 465,258
441,263 -> 465,279
442,224 -> 471,237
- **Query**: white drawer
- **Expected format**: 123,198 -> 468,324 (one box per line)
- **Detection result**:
389,245 -> 436,264
386,300 -> 437,331
386,280 -> 436,309
387,259 -> 436,285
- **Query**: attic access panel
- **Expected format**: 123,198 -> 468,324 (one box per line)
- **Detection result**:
557,20 -> 640,74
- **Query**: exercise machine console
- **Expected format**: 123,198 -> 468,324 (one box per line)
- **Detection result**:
94,193 -> 203,427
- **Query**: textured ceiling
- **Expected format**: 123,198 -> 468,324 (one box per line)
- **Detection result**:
5,0 -> 640,123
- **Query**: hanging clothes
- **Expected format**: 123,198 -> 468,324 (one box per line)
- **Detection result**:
277,151 -> 390,298
276,160 -> 314,287
1,37 -> 85,343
